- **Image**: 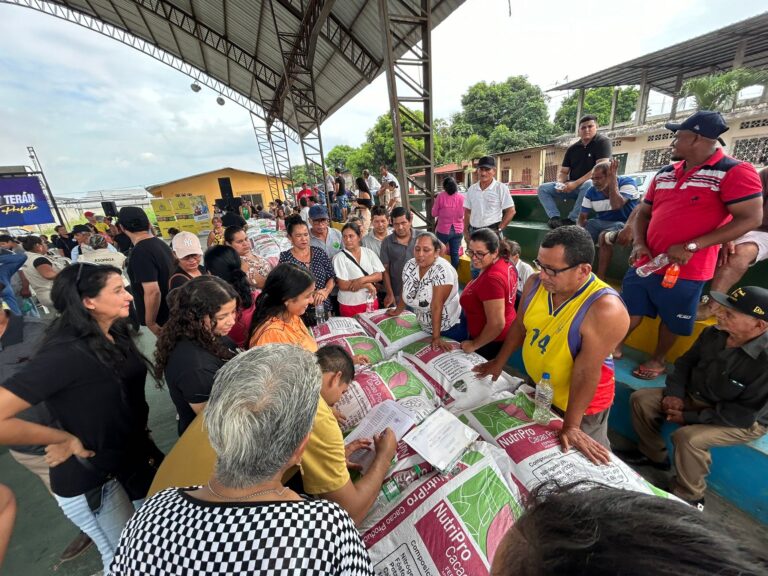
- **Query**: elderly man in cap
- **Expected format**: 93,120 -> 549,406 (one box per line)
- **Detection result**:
623,286 -> 768,510
538,114 -> 612,229
617,110 -> 763,381
308,204 -> 343,259
463,155 -> 516,277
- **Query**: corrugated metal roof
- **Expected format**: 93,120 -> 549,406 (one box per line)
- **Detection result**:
552,12 -> 768,94
48,0 -> 464,134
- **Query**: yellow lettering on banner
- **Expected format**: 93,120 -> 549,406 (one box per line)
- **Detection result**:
0,203 -> 39,215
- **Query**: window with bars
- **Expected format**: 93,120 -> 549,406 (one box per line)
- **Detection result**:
642,148 -> 672,171
544,164 -> 559,182
521,168 -> 532,186
732,136 -> 768,165
501,169 -> 510,182
739,118 -> 768,130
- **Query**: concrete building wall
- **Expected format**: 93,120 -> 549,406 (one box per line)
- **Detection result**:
496,146 -> 566,188
149,168 -> 288,210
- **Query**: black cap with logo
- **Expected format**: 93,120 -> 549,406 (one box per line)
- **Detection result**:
710,286 -> 768,320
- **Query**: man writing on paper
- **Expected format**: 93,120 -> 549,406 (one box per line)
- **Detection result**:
475,226 -> 629,464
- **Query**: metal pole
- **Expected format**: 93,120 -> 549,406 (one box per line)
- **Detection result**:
27,146 -> 67,227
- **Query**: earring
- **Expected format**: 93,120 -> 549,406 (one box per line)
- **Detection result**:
298,459 -> 304,475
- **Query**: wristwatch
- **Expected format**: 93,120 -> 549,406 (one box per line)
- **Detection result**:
685,242 -> 699,253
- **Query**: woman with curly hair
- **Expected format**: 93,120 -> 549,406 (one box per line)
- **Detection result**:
248,263 -> 317,352
204,245 -> 256,349
155,276 -> 238,435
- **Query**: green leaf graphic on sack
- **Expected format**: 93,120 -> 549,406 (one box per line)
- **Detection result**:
347,336 -> 384,365
447,467 -> 522,558
377,315 -> 421,342
471,395 -> 534,437
378,361 -> 434,400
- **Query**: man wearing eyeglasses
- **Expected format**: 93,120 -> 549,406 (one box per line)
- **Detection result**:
475,226 -> 629,465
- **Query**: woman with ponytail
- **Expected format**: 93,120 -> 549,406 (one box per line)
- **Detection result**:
204,245 -> 256,348
0,263 -> 161,573
154,276 -> 238,435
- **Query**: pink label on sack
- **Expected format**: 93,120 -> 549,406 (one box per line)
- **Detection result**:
355,373 -> 393,406
414,501 -> 487,574
496,422 -> 562,463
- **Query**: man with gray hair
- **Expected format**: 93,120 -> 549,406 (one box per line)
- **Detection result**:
111,344 -> 374,575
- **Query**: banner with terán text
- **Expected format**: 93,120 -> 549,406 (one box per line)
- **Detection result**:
0,176 -> 55,226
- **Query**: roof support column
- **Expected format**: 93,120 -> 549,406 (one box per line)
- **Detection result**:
574,88 -> 585,134
378,0 -> 435,229
669,73 -> 683,120
635,70 -> 649,126
609,87 -> 619,130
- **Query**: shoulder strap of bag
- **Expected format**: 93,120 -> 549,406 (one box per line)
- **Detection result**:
342,249 -> 370,277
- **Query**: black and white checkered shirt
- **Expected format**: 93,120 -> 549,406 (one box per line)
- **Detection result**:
109,488 -> 374,575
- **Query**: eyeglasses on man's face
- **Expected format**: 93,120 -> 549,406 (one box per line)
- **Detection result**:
533,258 -> 580,277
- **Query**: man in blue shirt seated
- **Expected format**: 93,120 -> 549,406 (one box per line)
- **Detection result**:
578,159 -> 641,278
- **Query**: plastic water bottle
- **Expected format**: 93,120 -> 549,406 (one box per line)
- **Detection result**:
661,263 -> 680,289
375,465 -> 425,506
636,253 -> 670,277
314,305 -> 327,325
532,373 -> 554,425
366,292 -> 375,313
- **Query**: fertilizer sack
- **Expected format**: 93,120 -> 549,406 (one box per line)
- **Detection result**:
356,310 -> 429,356
335,359 -> 440,433
456,387 -> 672,498
311,317 -> 369,345
361,441 -> 524,576
398,338 -> 523,413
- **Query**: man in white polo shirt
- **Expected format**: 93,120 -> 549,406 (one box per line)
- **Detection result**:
463,155 -> 516,276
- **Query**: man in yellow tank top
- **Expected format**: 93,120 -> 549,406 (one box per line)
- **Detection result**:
476,226 -> 629,464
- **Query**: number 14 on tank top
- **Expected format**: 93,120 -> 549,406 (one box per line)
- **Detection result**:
528,328 -> 550,355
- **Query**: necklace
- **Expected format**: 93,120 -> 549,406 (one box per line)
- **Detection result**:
206,480 -> 289,501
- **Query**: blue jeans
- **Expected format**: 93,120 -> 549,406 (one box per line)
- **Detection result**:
54,479 -> 140,573
537,180 -> 593,221
441,320 -> 468,342
0,252 -> 27,315
584,219 -> 624,243
436,228 -> 462,269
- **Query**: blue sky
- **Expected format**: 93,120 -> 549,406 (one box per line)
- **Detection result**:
0,0 -> 765,196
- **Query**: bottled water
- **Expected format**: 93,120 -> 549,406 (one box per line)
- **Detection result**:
314,305 -> 327,325
375,465 -> 425,506
532,372 -> 554,426
636,253 -> 669,277
366,292 -> 375,313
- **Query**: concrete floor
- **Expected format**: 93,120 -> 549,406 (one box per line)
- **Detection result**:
1,340 -> 765,575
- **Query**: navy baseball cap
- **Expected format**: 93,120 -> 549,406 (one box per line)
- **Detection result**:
477,156 -> 496,169
665,110 -> 729,145
710,286 -> 768,320
308,205 -> 329,220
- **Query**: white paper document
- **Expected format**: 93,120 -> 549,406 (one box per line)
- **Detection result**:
403,407 -> 479,473
344,400 -> 416,473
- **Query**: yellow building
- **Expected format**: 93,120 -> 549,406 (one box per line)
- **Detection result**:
146,167 -> 291,210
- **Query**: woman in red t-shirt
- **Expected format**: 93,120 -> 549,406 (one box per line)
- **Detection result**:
459,228 -> 518,360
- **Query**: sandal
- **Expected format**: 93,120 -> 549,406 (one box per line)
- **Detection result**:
632,364 -> 667,380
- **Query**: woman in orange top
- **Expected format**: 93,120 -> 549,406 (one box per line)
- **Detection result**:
248,263 -> 317,351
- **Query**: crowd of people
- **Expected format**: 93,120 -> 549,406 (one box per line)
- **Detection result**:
0,109 -> 767,574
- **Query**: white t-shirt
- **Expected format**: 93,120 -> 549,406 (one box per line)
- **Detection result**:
464,179 -> 515,228
333,247 -> 385,306
401,257 -> 460,333
300,206 -> 310,223
515,259 -> 534,293
366,175 -> 381,195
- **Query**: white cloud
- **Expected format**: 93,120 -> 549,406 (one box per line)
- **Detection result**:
0,0 -> 764,196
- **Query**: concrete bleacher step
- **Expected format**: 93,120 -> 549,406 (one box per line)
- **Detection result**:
609,346 -> 768,525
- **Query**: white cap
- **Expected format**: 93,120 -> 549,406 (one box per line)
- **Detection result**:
171,231 -> 203,259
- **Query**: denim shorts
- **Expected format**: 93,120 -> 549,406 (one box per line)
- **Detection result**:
621,267 -> 705,336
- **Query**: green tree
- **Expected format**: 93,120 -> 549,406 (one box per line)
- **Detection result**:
325,144 -> 356,170
363,109 -> 442,176
679,68 -> 768,111
553,86 -> 639,135
288,164 -> 310,185
460,76 -> 552,143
